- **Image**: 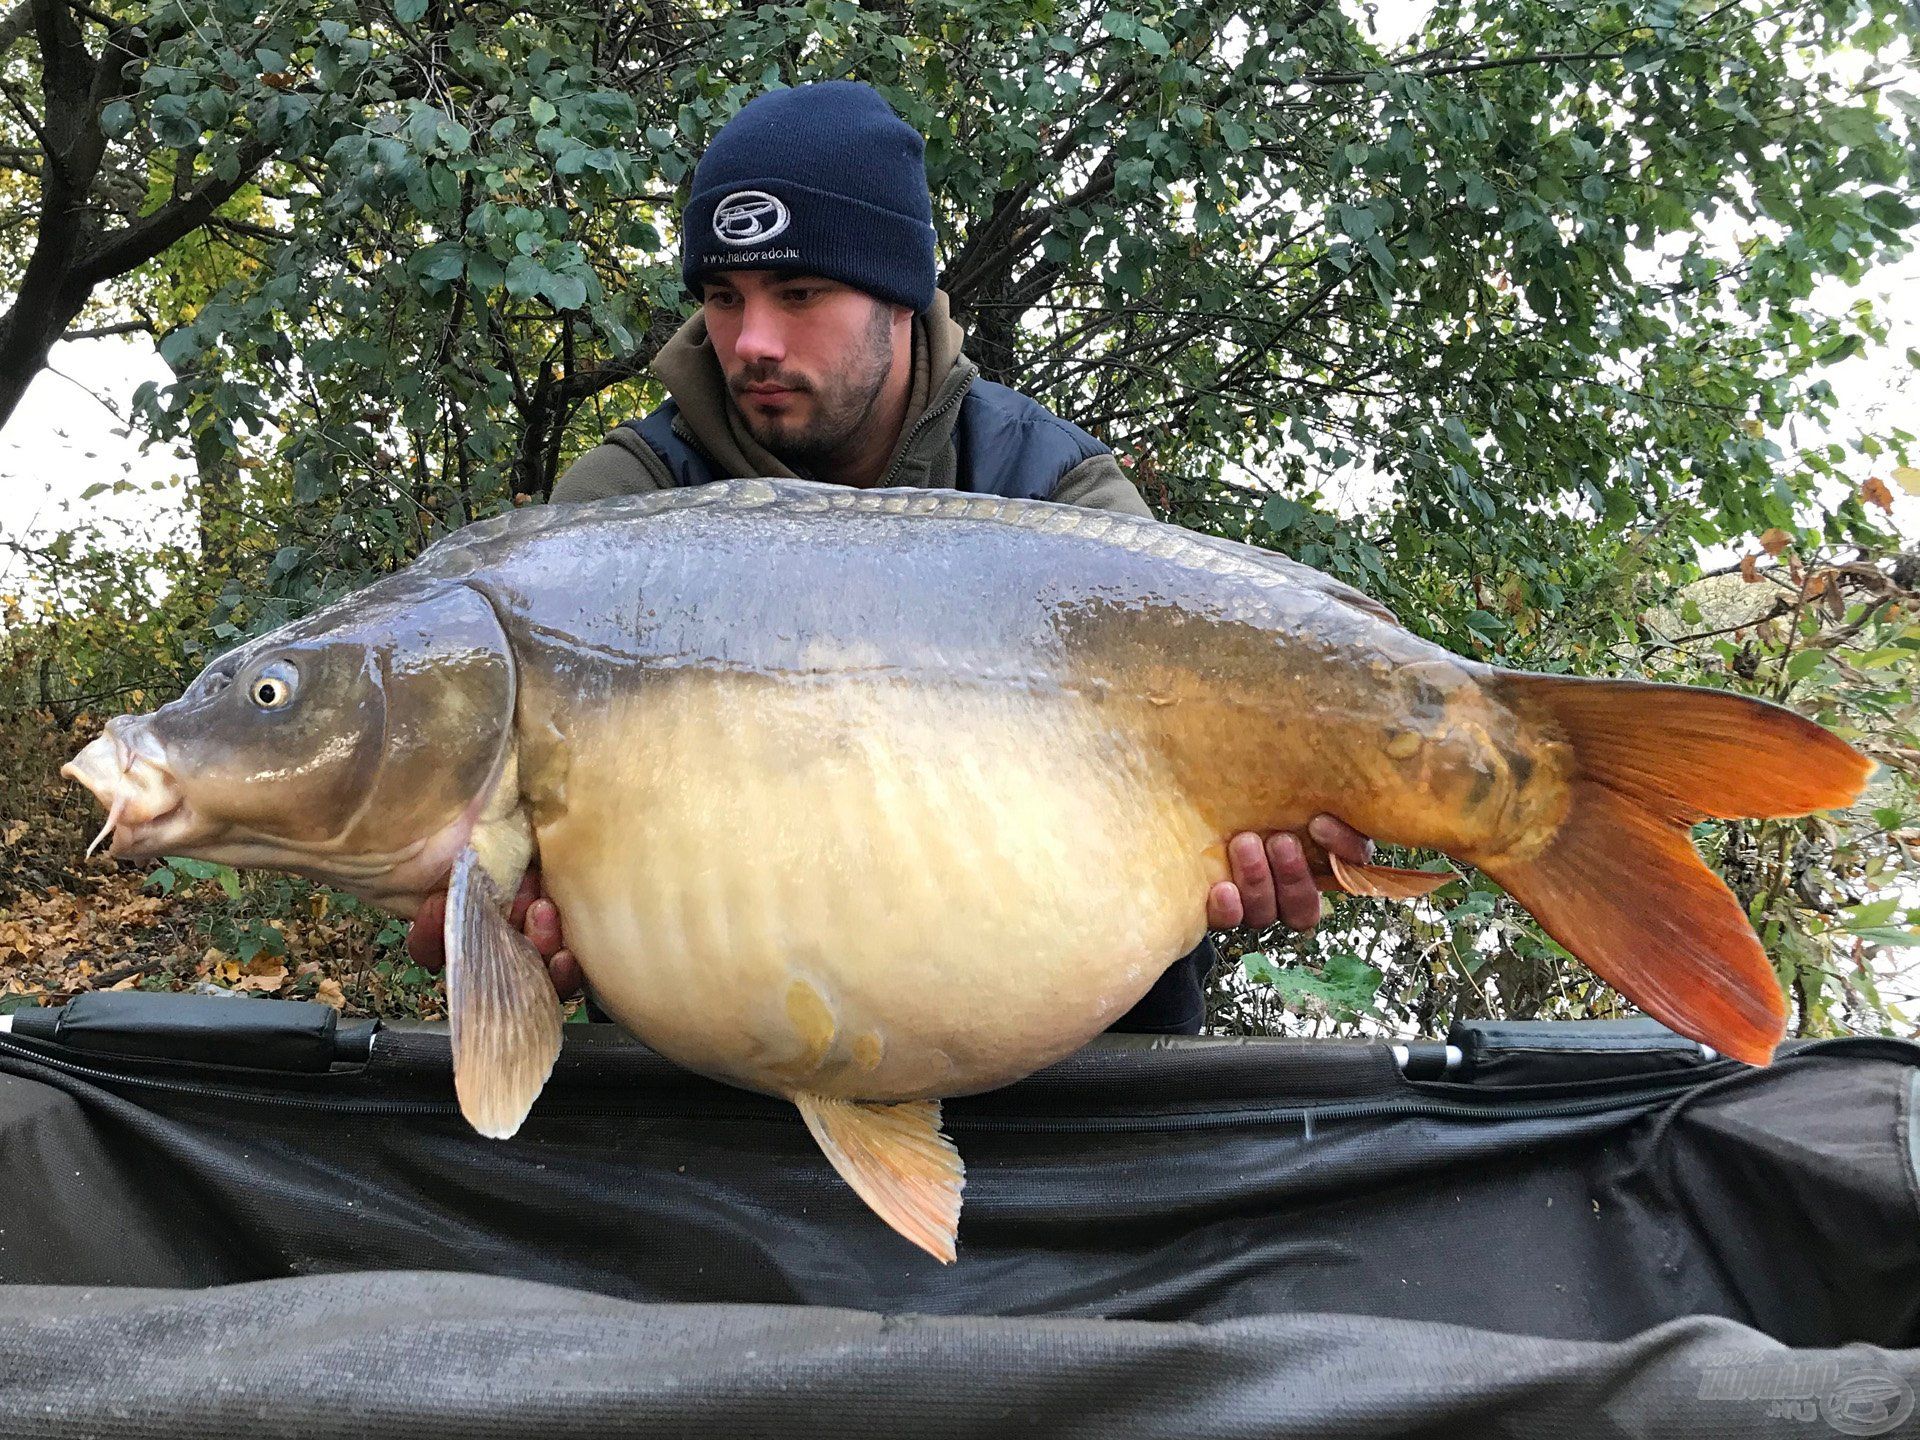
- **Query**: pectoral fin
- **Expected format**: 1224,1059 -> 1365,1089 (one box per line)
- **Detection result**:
795,1094 -> 965,1263
445,846 -> 562,1139
1328,852 -> 1459,900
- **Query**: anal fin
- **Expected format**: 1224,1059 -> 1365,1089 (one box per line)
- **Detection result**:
1328,851 -> 1459,900
795,1094 -> 965,1263
446,846 -> 562,1139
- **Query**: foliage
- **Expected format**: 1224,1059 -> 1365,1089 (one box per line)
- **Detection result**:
1,0 -> 1918,1038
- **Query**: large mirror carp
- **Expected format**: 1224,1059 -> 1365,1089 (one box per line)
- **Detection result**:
64,479 -> 1873,1260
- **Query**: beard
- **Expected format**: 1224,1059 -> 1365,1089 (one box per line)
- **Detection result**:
730,301 -> 896,474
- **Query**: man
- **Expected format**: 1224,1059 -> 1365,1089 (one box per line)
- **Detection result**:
409,80 -> 1372,1032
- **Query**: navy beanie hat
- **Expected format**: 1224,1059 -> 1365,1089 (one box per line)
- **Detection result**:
681,81 -> 937,314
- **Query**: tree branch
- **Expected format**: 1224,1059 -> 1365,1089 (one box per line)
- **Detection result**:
61,317 -> 151,341
75,135 -> 278,285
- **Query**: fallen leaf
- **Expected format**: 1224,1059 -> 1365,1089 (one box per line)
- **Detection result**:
315,977 -> 346,1010
1741,553 -> 1761,583
1863,476 -> 1895,512
1759,527 -> 1792,557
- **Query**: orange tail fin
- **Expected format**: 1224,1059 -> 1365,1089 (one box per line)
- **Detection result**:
1481,676 -> 1874,1065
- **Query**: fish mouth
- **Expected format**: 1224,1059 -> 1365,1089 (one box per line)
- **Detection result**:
61,719 -> 198,861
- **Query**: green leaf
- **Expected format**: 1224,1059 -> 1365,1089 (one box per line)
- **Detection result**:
1262,495 -> 1305,533
99,100 -> 134,138
1825,107 -> 1880,148
1785,648 -> 1825,682
393,0 -> 429,22
415,242 -> 466,285
504,255 -> 546,298
1336,203 -> 1377,240
149,94 -> 199,148
1848,926 -> 1920,948
539,269 -> 588,310
1848,895 -> 1902,928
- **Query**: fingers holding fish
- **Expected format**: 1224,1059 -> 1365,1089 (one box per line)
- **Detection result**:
524,898 -> 584,999
506,871 -> 540,930
406,871 -> 582,999
546,947 -> 585,1000
1308,814 -> 1373,868
1265,833 -> 1326,932
1210,826 -> 1349,933
1211,830 -> 1322,933
405,891 -> 447,970
1206,878 -> 1244,930
1220,832 -> 1275,928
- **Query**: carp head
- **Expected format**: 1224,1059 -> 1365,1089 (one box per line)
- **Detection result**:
62,580 -> 517,916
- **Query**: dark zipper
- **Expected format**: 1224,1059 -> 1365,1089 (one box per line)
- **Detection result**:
879,368 -> 973,489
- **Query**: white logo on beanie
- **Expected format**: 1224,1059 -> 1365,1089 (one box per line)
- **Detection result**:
713,191 -> 792,246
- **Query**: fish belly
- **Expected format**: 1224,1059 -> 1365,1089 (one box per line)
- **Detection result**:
533,672 -> 1225,1101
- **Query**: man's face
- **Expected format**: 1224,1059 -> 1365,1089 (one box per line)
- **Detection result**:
701,270 -> 906,471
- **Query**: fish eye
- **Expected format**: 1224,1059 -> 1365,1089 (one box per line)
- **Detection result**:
248,660 -> 298,711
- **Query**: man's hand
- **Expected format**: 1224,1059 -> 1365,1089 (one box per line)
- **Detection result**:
1207,815 -> 1372,933
406,868 -> 585,998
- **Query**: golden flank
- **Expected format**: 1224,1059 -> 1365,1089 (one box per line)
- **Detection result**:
65,480 -> 1873,1261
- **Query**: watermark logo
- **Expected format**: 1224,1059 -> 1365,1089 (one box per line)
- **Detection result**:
1697,1358 -> 1914,1435
713,191 -> 791,246
698,247 -> 800,270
